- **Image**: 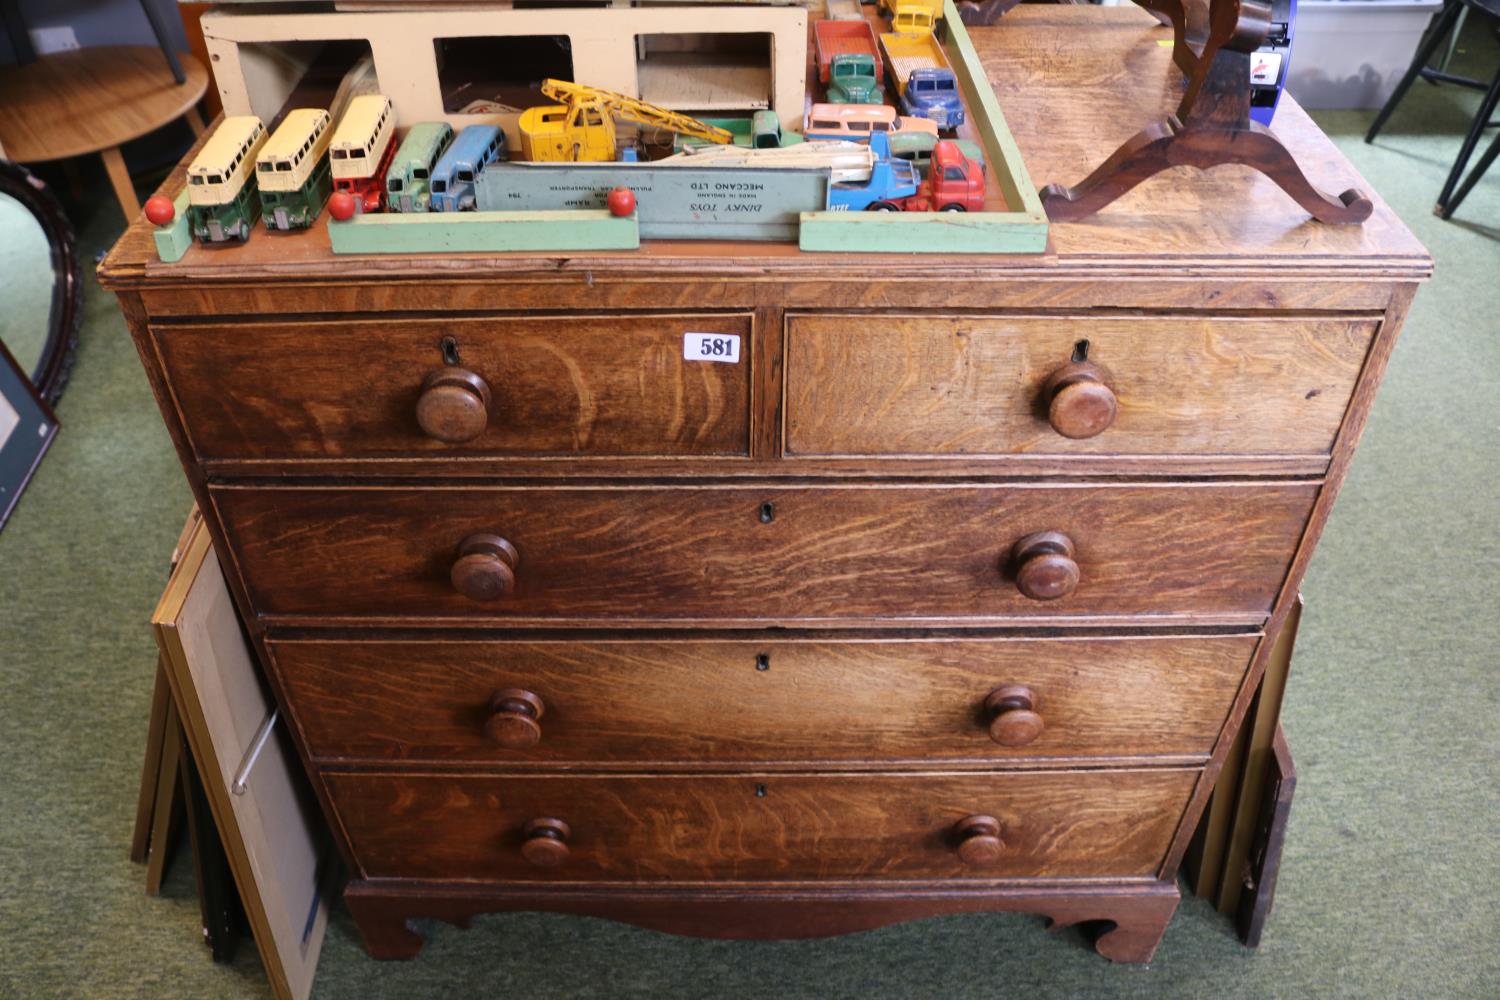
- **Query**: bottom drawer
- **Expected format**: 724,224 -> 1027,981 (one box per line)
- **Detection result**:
327,769 -> 1197,882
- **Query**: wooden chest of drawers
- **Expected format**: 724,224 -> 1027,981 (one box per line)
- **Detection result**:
101,10 -> 1429,966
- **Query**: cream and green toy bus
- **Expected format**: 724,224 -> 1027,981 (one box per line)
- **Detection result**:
256,108 -> 333,231
185,115 -> 267,242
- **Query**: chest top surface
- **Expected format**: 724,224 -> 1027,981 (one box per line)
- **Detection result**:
97,7 -> 1429,289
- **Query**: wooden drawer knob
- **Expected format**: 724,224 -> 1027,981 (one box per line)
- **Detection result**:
450,533 -> 519,602
1045,361 -> 1116,439
1011,531 -> 1079,601
521,817 -> 571,867
417,366 -> 491,443
486,688 -> 545,748
953,814 -> 1004,866
985,685 -> 1044,746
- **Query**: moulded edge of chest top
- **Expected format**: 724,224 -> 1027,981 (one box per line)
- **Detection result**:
125,274 -> 1414,320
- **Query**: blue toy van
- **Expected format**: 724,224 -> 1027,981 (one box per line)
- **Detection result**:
428,125 -> 507,212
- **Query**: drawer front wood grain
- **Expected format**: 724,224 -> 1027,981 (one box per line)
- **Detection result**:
215,482 -> 1316,626
272,634 -> 1255,765
784,313 -> 1376,458
326,769 -> 1197,881
154,313 -> 752,460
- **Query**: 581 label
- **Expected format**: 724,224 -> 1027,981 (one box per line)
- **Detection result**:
683,332 -> 741,363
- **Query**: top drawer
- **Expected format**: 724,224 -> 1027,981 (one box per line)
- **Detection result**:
152,313 -> 752,462
784,313 -> 1376,461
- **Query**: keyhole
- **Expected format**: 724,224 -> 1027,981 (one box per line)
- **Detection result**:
755,784 -> 768,798
1071,339 -> 1090,363
759,501 -> 775,524
755,653 -> 770,672
441,335 -> 460,366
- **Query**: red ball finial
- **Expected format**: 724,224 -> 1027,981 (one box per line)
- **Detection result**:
144,195 -> 176,226
327,191 -> 357,222
606,186 -> 636,217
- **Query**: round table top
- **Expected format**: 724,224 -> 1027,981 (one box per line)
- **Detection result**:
0,46 -> 209,163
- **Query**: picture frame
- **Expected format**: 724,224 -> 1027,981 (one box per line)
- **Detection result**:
0,337 -> 57,532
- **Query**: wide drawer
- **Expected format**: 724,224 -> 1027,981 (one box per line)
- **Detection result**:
271,634 -> 1255,765
152,313 -> 752,461
215,482 -> 1316,626
326,769 -> 1197,881
784,313 -> 1376,459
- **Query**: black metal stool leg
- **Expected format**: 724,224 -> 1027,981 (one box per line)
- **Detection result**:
138,0 -> 186,84
1442,126 -> 1500,217
1435,65 -> 1500,211
0,0 -> 36,64
1366,0 -> 1465,142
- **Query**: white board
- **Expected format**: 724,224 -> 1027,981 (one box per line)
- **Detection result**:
153,520 -> 332,1000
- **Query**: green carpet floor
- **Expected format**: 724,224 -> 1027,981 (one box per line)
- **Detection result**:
2,45 -> 1498,1000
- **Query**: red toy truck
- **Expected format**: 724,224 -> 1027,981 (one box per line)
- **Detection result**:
899,139 -> 986,211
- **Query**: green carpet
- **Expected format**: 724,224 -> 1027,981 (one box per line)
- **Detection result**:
2,50 -> 1498,1000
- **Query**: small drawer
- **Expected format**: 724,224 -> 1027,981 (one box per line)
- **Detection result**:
271,634 -> 1255,765
214,481 -> 1315,626
325,769 -> 1197,882
153,313 -> 752,461
784,313 -> 1376,459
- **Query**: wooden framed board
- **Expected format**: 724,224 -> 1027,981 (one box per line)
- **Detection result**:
1237,724 -> 1296,948
0,338 -> 58,532
143,693 -> 186,896
130,657 -> 175,865
152,518 -> 334,1000
1187,593 -> 1301,944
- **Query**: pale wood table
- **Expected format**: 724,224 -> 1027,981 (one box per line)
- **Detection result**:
0,45 -> 208,221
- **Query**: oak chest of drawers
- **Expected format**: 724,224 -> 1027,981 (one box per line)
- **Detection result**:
101,9 -> 1429,966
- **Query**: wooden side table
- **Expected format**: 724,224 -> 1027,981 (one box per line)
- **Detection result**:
0,45 -> 208,221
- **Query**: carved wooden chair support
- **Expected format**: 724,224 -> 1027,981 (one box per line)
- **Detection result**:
957,0 -> 1084,28
1040,0 -> 1374,224
957,0 -> 1024,28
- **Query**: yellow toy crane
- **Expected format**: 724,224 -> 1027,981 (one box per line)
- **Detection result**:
518,79 -> 736,162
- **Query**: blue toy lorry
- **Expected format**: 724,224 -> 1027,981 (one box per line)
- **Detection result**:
881,32 -> 967,130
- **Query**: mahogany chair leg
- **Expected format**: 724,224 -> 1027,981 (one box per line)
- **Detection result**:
956,0 -> 1023,27
1048,0 -> 1374,227
1042,119 -> 1373,225
1224,125 -> 1375,224
1039,120 -> 1180,222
